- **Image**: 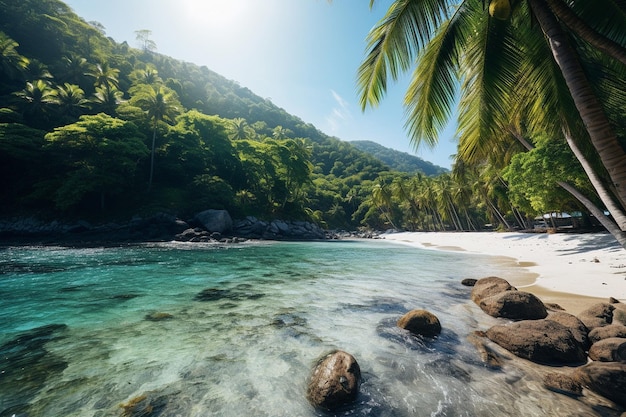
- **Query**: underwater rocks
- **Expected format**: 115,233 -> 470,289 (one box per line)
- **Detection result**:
307,350 -> 361,410
397,309 -> 442,337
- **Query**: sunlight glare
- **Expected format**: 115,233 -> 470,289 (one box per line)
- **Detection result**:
181,0 -> 246,29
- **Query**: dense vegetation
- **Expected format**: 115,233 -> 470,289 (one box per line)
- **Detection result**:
350,140 -> 447,176
1,0 -> 619,234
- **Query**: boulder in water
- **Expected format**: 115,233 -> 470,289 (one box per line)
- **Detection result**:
573,362 -> 626,407
397,309 -> 442,337
470,276 -> 516,303
307,350 -> 361,410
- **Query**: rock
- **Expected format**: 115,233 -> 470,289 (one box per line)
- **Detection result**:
548,311 -> 590,349
609,297 -> 620,304
470,276 -> 517,303
578,303 -> 615,330
461,278 -> 477,287
478,291 -> 548,320
544,303 -> 565,311
144,312 -> 174,321
588,337 -> 626,362
588,324 -> 626,344
193,209 -> 233,233
573,362 -> 626,407
397,309 -> 442,337
614,304 -> 626,326
543,372 -> 583,397
467,331 -> 505,369
486,319 -> 587,365
307,350 -> 361,410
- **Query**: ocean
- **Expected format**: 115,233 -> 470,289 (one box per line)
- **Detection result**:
0,240 -> 607,416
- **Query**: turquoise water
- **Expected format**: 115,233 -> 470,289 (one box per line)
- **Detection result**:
0,240 -> 607,416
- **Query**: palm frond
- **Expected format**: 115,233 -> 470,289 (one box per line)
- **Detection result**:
357,0 -> 452,109
457,0 -> 522,164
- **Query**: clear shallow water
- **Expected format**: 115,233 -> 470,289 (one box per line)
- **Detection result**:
0,240 -> 610,416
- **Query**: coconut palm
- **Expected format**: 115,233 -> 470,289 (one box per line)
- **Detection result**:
91,84 -> 124,116
0,31 -> 29,82
13,79 -> 56,128
87,62 -> 120,90
131,85 -> 181,190
359,0 -> 626,244
51,83 -> 89,120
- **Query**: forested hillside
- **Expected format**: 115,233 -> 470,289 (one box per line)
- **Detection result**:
350,140 -> 447,176
1,0 -> 607,234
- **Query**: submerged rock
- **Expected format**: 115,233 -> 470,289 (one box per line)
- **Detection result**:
397,309 -> 442,337
486,319 -> 587,365
144,312 -> 174,321
307,350 -> 361,410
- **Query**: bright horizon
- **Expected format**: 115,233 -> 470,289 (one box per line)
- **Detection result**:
63,0 -> 458,169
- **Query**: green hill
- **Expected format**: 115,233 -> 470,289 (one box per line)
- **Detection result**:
350,140 -> 448,176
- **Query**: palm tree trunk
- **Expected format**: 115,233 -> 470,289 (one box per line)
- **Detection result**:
529,0 -> 626,208
546,0 -> 626,66
558,181 -> 626,248
563,129 -> 626,230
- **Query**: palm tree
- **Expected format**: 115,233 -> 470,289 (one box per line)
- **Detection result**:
13,79 -> 56,128
229,117 -> 250,140
51,83 -> 89,120
359,0 -> 626,244
91,85 -> 124,116
0,31 -> 29,83
87,62 -> 120,90
131,85 -> 181,190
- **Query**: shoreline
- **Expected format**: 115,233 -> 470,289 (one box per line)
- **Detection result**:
382,231 -> 626,315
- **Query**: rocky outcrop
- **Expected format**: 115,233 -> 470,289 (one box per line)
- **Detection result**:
193,209 -> 233,233
397,309 -> 442,337
588,324 -> 626,344
470,276 -> 517,303
307,350 -> 361,410
232,217 -> 326,240
478,291 -> 548,320
573,362 -> 626,407
578,303 -> 615,330
548,312 -> 590,349
486,319 -> 587,365
588,338 -> 626,362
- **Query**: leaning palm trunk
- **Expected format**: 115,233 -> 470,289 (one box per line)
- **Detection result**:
546,0 -> 626,66
558,181 -> 626,247
530,0 -> 626,209
563,130 -> 626,231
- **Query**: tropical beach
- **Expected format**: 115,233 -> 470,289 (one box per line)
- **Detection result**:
383,231 -> 626,314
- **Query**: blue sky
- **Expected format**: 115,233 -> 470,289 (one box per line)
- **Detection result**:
64,0 -> 458,169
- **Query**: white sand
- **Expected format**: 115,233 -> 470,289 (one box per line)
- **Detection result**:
382,231 -> 626,314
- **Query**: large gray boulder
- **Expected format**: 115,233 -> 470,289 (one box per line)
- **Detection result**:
307,350 -> 361,410
478,290 -> 547,320
194,209 -> 232,233
471,276 -> 517,304
397,309 -> 442,337
486,319 -> 587,365
573,362 -> 626,407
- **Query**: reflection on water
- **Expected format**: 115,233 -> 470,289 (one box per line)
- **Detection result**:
0,240 -> 618,416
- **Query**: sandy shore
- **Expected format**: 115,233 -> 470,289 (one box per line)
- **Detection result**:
382,231 -> 626,314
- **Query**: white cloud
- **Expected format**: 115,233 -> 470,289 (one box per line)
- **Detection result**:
325,89 -> 352,134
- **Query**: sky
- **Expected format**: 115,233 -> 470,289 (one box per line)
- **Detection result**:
63,0 -> 458,169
